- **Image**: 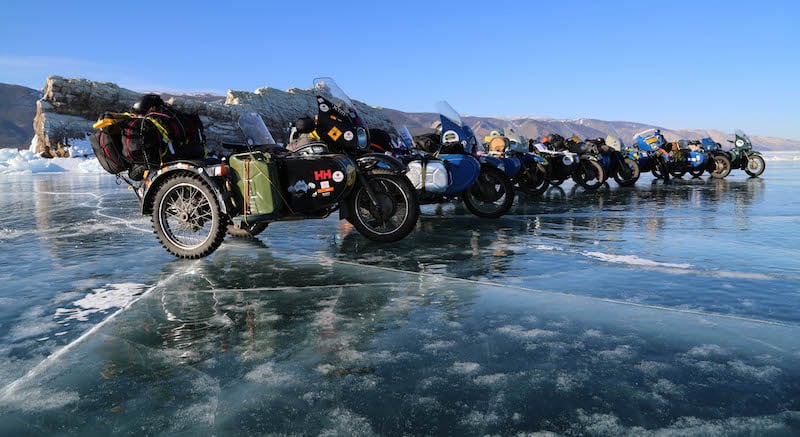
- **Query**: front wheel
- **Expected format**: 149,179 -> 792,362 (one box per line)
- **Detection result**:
745,154 -> 766,177
152,174 -> 227,258
517,161 -> 550,195
711,154 -> 732,179
613,157 -> 640,187
652,156 -> 671,182
463,166 -> 515,218
346,173 -> 419,242
574,159 -> 604,190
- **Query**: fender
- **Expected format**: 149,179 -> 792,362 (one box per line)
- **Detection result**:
581,154 -> 599,162
747,151 -> 763,156
477,155 -> 509,176
139,161 -> 230,216
356,153 -> 407,174
527,153 -> 547,165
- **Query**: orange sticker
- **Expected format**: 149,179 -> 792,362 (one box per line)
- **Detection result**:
328,126 -> 342,141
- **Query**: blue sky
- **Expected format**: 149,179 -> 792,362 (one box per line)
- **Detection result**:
2,0 -> 798,139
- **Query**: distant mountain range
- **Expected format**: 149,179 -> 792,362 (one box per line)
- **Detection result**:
0,83 -> 41,148
1,83 -> 798,150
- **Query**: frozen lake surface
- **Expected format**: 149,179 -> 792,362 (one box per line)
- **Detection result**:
1,157 -> 799,435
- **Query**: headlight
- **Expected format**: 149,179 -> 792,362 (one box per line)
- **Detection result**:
562,154 -> 575,166
357,127 -> 368,150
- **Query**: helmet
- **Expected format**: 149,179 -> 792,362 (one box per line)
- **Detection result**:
132,94 -> 164,114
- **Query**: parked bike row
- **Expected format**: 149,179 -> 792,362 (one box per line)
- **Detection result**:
89,78 -> 766,259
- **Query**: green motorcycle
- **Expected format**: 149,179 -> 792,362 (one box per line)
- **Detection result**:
709,130 -> 766,178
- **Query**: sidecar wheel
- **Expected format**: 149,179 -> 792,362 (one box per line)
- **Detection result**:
669,168 -> 687,178
346,173 -> 419,242
152,174 -> 227,258
688,167 -> 705,178
745,155 -> 765,177
613,158 -> 640,187
711,154 -> 732,179
226,222 -> 268,238
463,166 -> 515,218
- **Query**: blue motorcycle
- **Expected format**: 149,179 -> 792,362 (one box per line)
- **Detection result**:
583,134 -> 640,187
387,102 -> 515,218
633,129 -> 672,182
485,125 -> 550,195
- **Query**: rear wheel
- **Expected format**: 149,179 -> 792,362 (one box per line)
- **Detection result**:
745,154 -> 765,177
346,173 -> 419,242
613,157 -> 640,187
463,166 -> 515,218
152,175 -> 226,258
574,159 -> 604,190
711,154 -> 732,179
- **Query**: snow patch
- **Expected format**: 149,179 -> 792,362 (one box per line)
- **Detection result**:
497,324 -> 559,339
582,251 -> 692,269
450,361 -> 481,374
0,386 -> 79,411
54,282 -> 145,322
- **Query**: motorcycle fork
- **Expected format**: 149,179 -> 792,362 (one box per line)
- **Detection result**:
356,172 -> 383,211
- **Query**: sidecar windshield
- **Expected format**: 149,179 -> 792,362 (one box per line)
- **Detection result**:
313,77 -> 358,119
237,112 -> 276,146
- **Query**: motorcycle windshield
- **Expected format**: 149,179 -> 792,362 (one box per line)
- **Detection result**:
398,125 -> 414,149
435,100 -> 463,127
237,112 -> 276,145
313,77 -> 363,126
700,130 -> 717,150
435,100 -> 467,145
505,123 -> 524,145
734,129 -> 752,148
605,126 -> 624,151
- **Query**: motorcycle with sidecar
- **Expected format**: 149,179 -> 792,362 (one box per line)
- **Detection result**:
93,77 -> 419,258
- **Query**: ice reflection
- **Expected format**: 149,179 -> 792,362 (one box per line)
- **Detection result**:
2,249 -> 797,435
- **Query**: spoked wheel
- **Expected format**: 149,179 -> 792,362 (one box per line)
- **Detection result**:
711,154 -> 732,179
669,168 -> 687,178
745,154 -> 765,177
613,157 -> 640,187
463,166 -> 515,218
517,160 -> 550,195
574,159 -> 605,190
226,222 -> 268,238
346,172 -> 419,242
152,175 -> 227,258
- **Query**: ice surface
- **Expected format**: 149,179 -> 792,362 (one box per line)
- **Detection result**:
0,156 -> 799,434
